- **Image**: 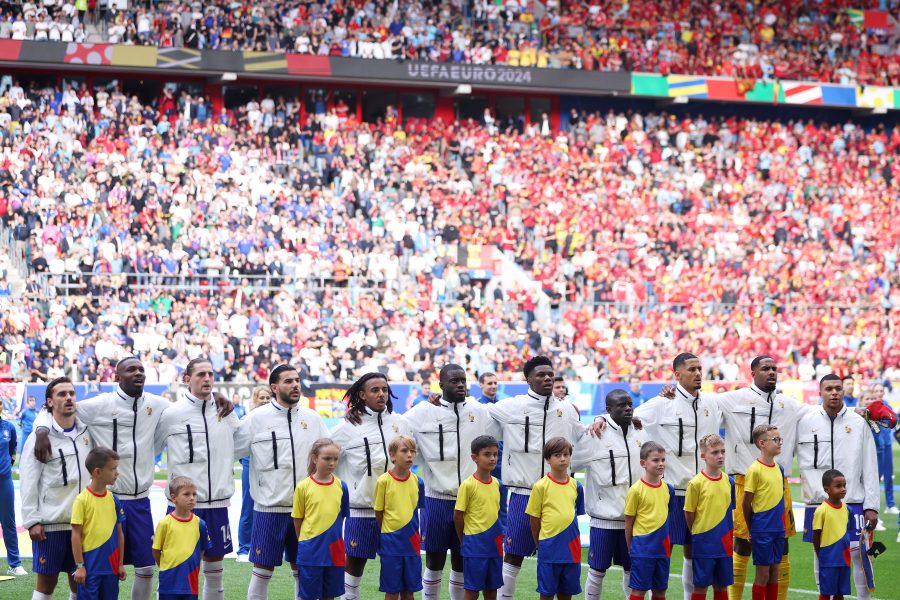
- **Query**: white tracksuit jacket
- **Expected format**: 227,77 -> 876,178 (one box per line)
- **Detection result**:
155,391 -> 240,509
33,387 -> 171,499
20,418 -> 93,532
716,384 -> 807,476
796,404 -> 880,510
633,384 -> 721,495
404,398 -> 500,499
487,390 -> 583,495
572,419 -> 647,529
234,400 -> 329,513
330,408 -> 413,515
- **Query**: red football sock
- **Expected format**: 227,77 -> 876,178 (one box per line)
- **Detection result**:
630,595 -> 646,600
692,594 -> 706,600
714,591 -> 728,600
834,597 -> 844,600
752,584 -> 766,600
766,583 -> 778,600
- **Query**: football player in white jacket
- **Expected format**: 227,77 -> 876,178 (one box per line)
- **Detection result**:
20,377 -> 92,600
154,358 -> 239,600
487,356 -> 584,600
572,389 -> 647,600
797,374 -> 880,600
404,364 -> 500,600
234,364 -> 329,600
632,352 -> 721,600
329,373 -> 413,600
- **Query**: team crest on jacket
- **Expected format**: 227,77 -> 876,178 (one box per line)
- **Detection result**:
146,406 -> 153,415
301,421 -> 308,429
392,425 -> 399,432
556,409 -> 563,417
469,414 -> 475,422
350,540 -> 358,548
845,426 -> 851,433
83,436 -> 90,445
704,408 -> 709,416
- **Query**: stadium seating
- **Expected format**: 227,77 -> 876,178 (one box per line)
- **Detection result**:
0,79 -> 896,386
0,0 -> 896,86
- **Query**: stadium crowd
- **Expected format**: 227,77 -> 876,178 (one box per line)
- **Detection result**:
0,0 -> 897,86
0,78 -> 897,386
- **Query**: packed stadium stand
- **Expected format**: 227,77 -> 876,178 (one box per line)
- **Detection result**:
0,66 -> 897,386
0,0 -> 897,85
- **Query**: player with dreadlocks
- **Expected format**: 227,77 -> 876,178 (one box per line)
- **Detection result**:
329,373 -> 414,600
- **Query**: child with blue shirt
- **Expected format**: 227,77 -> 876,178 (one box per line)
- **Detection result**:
625,441 -> 675,600
525,437 -> 585,600
743,424 -> 786,600
152,476 -> 213,600
812,469 -> 851,600
374,435 -> 425,600
292,438 -> 350,600
71,447 -> 126,600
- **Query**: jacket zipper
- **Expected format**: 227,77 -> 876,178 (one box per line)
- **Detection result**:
72,436 -> 82,490
609,449 -> 616,486
112,419 -> 118,452
377,412 -> 388,474
540,398 -> 548,480
454,402 -> 461,485
623,427 -> 633,486
692,399 -> 699,474
201,400 -> 212,501
363,437 -> 372,477
132,397 -> 138,496
59,448 -> 68,486
749,406 -> 756,443
187,424 -> 194,463
829,417 -> 835,468
287,408 -> 297,487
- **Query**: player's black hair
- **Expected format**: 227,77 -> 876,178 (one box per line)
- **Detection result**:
553,375 -> 565,382
471,435 -> 499,455
840,374 -> 854,382
750,356 -> 775,371
185,357 -> 213,376
605,388 -> 631,408
820,374 -> 842,386
268,364 -> 297,385
439,364 -> 465,381
673,352 -> 698,371
822,469 -> 845,487
523,355 -> 552,378
344,372 -> 395,415
478,372 -> 497,384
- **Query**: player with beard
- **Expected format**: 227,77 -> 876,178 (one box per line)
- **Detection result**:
234,364 -> 329,600
330,373 -> 414,600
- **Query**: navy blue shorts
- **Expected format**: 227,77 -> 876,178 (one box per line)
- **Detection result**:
32,530 -> 75,575
693,556 -> 734,588
250,511 -> 298,568
751,533 -> 785,566
588,527 -> 631,572
504,493 -> 537,557
77,573 -> 119,599
344,516 -> 379,559
298,564 -> 344,600
536,561 -> 581,597
159,595 -> 196,600
422,497 -> 461,554
629,556 -> 670,592
166,505 -> 232,557
819,565 -> 851,596
803,503 -> 862,543
379,554 -> 423,594
121,497 -> 155,568
668,495 -> 691,546
463,556 -> 503,592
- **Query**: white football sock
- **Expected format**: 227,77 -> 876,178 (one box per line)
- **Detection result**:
247,566 -> 273,600
499,562 -> 521,599
132,565 -> 154,600
682,557 -> 694,599
344,573 -> 362,600
449,569 -> 465,600
423,567 -> 442,600
30,593 -> 51,600
69,593 -> 78,600
585,568 -> 605,600
202,560 -> 224,600
623,569 -> 632,596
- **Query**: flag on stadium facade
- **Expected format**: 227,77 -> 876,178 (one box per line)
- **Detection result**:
779,82 -> 823,105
